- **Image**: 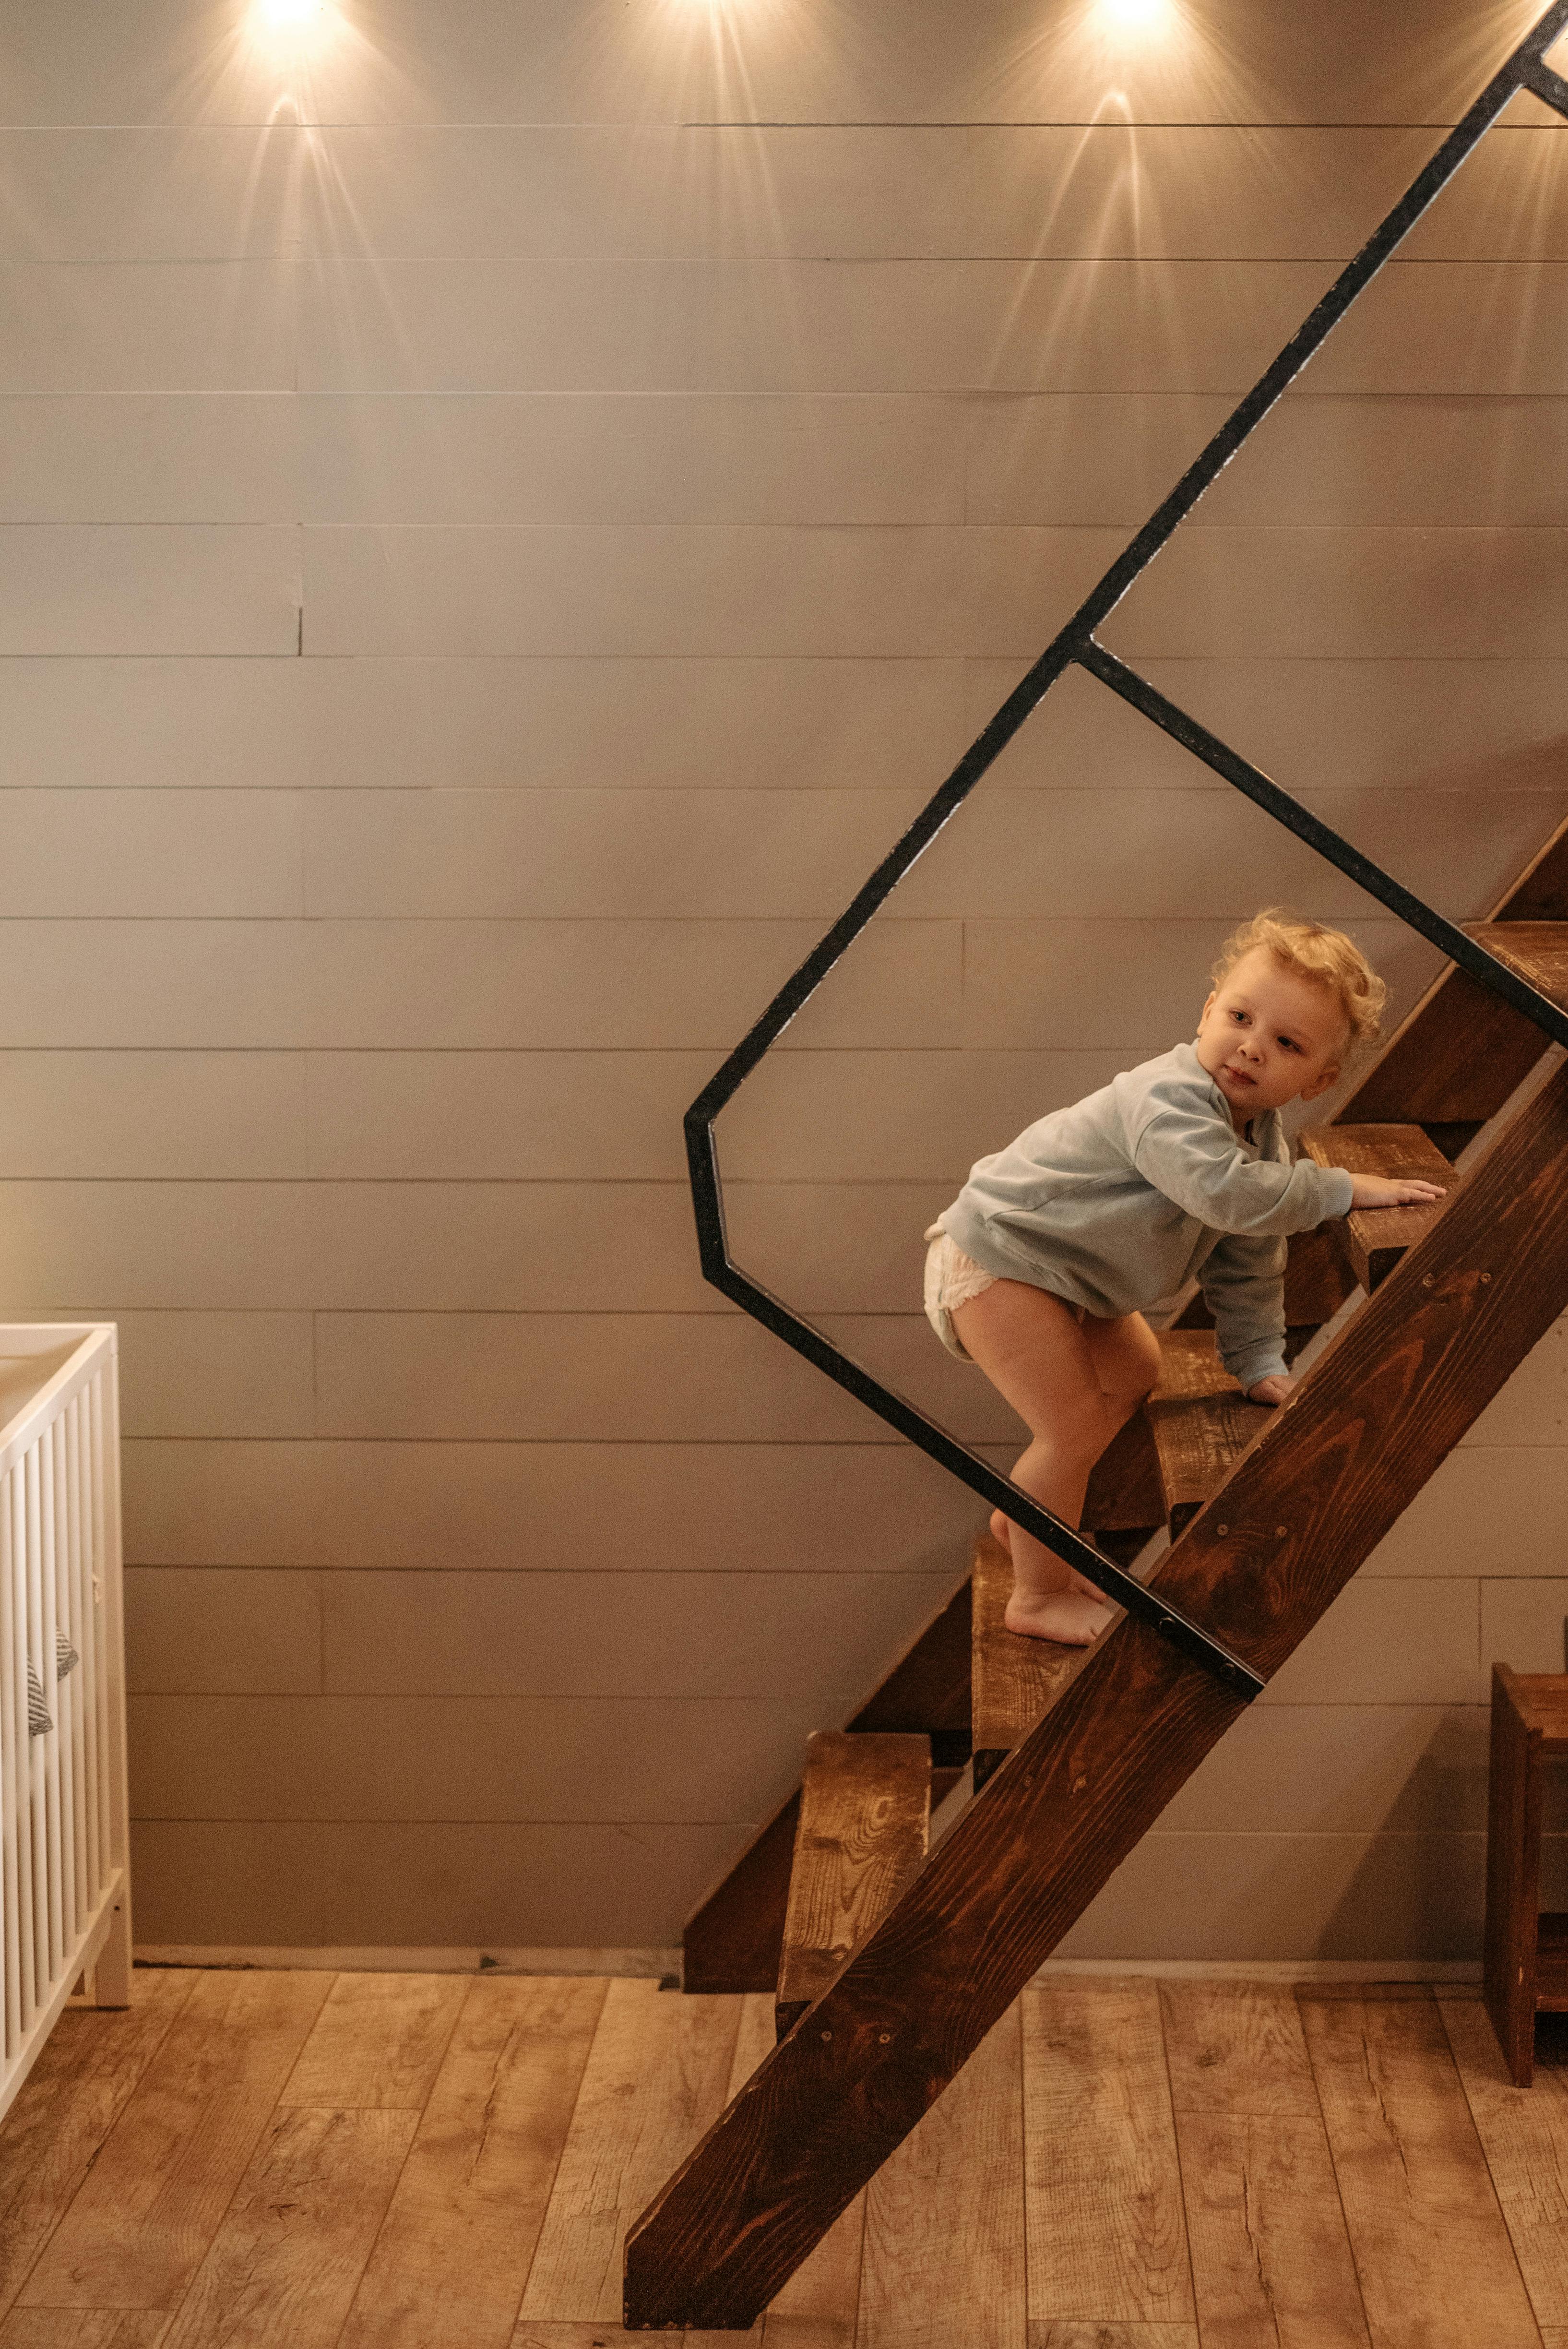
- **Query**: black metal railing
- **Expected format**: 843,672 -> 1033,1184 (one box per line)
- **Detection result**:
685,2 -> 1568,1702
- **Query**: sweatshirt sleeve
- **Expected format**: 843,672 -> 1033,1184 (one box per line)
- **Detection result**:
1200,1232 -> 1289,1391
1131,1103 -> 1354,1236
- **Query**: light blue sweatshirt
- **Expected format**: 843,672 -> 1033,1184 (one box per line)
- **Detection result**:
938,1042 -> 1355,1390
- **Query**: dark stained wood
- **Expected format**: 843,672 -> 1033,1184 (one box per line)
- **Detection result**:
777,1734 -> 930,2043
848,1580 -> 972,1768
1342,965 -> 1552,1125
1299,1123 -> 1453,1292
1537,1915 -> 1568,2011
970,1534 -> 1080,1790
1082,1405 -> 1163,1536
1493,811 -> 1568,925
1471,921 -> 1568,1012
1175,1223 -> 1354,1332
623,1061 -> 1568,2329
684,1580 -> 970,1993
683,1794 -> 803,1998
1146,1332 -> 1270,1536
1486,1666 -> 1541,2086
1505,1675 -> 1568,1751
1339,814 -> 1568,1127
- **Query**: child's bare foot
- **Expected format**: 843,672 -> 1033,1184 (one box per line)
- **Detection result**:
1003,1585 -> 1114,1644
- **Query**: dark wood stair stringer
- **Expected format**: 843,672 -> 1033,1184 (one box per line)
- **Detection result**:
625,1055 -> 1568,2330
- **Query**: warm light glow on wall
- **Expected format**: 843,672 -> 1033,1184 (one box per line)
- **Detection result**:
1098,0 -> 1172,28
248,0 -> 336,57
257,0 -> 325,28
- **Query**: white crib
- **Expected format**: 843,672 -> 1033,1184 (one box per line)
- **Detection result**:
0,1325 -> 130,2125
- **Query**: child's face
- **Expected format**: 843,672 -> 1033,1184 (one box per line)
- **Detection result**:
1194,946 -> 1346,1124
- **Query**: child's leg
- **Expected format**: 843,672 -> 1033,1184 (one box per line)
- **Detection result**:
950,1280 -> 1147,1644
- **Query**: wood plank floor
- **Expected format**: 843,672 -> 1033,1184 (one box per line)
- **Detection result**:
1,1972 -> 1564,2349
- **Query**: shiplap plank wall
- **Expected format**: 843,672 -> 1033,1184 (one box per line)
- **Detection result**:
1,0 -> 1566,1953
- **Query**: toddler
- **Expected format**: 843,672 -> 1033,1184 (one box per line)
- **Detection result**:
923,910 -> 1446,1645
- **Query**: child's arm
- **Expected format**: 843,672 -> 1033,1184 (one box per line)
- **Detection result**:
1348,1170 -> 1446,1209
1198,1232 -> 1289,1401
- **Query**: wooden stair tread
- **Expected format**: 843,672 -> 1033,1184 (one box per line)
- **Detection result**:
1148,1330 -> 1270,1534
970,1531 -> 1079,1783
1497,1667 -> 1568,1753
775,1730 -> 930,2039
1301,1123 -> 1453,1291
1468,921 -> 1568,1009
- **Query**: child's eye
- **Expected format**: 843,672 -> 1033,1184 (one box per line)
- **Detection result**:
1278,1037 -> 1299,1052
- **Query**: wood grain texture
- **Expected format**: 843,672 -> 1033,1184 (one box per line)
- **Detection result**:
1501,1675 -> 1568,1750
156,2102 -> 419,2349
1156,1059 -> 1568,1686
623,1064 -> 1568,2329
1176,2115 -> 1370,2349
1443,1993 -> 1568,2337
970,1533 -> 1079,1783
1299,1123 -> 1453,1291
685,1580 -> 971,1996
1486,1665 -> 1544,2087
339,1974 -> 608,2349
0,2315 -> 170,2347
280,1969 -> 469,2109
1339,818 -> 1568,1127
18,1968 -> 333,2313
521,1977 -> 741,2325
1341,965 -> 1554,1126
0,1969 -> 195,2319
1300,1993 -> 1541,2349
1471,923 -> 1568,1014
777,1733 -> 929,2039
1022,1981 -> 1192,2331
1027,2327 -> 1199,2349
1162,1986 -> 1365,2349
1145,1333 -> 1269,1536
859,2001 -> 1025,2349
1160,1982 -> 1322,2119
722,1997 -> 866,2349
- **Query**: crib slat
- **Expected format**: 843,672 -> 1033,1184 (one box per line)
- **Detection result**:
56,1413 -> 82,1945
24,1447 -> 47,2014
71,1391 -> 101,1904
1,1464 -> 20,2061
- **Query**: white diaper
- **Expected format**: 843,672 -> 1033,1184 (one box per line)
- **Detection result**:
922,1225 -> 999,1361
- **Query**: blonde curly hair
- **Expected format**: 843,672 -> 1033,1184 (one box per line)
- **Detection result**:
1212,908 -> 1387,1057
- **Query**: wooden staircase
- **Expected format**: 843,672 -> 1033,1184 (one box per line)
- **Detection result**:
622,818 -> 1568,2329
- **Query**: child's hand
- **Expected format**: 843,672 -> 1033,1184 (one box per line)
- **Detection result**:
1247,1373 -> 1294,1407
1347,1171 -> 1447,1211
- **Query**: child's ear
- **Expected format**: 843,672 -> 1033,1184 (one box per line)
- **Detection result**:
1198,990 -> 1215,1033
1299,1064 -> 1340,1103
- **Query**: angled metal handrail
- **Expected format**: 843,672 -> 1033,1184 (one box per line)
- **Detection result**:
684,0 -> 1568,1702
